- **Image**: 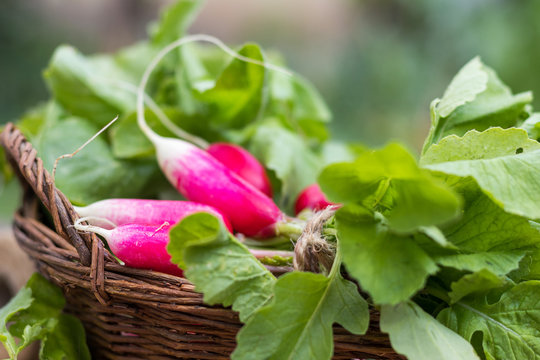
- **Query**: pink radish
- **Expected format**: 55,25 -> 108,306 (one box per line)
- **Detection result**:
104,81 -> 272,196
207,143 -> 272,197
295,184 -> 335,215
73,219 -> 296,277
74,199 -> 232,231
74,221 -> 183,276
136,35 -> 291,238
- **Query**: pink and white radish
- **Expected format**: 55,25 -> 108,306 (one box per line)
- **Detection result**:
74,220 -> 183,276
74,199 -> 232,231
73,218 -> 296,277
130,78 -> 274,198
206,143 -> 272,197
294,184 -> 335,215
136,35 -> 292,238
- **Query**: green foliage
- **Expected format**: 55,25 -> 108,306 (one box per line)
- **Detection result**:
320,143 -> 461,232
438,282 -> 540,359
423,57 -> 532,152
0,274 -> 90,360
233,251 -> 369,360
336,206 -> 438,305
168,213 -> 276,321
380,301 -> 479,360
37,117 -> 159,205
249,122 -> 320,210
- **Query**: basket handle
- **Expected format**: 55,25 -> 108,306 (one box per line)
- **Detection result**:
0,123 -> 110,304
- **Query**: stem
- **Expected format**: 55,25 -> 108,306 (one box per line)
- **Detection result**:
108,79 -> 209,148
239,235 -> 293,248
249,249 -> 294,259
137,34 -> 293,145
73,218 -> 112,240
275,221 -> 304,240
329,235 -> 343,279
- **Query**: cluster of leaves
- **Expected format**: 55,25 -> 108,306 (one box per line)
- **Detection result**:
0,1 -> 346,213
0,273 -> 90,360
168,56 -> 540,360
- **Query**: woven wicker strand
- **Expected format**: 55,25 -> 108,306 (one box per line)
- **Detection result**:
0,123 -> 404,359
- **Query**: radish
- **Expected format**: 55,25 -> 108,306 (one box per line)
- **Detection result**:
206,143 -> 273,197
294,184 -> 335,215
136,35 -> 291,238
74,199 -> 232,231
74,220 -> 183,276
120,80 -> 273,197
73,218 -> 296,277
101,80 -> 273,196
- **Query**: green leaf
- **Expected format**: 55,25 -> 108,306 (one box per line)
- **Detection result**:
149,0 -> 204,45
8,274 -> 65,340
380,301 -> 479,360
336,206 -> 438,305
435,251 -> 525,275
268,72 -> 332,128
436,57 -> 488,118
44,46 -> 135,127
436,252 -> 525,276
0,287 -> 33,358
426,149 -> 540,221
0,274 -> 67,358
168,213 -> 276,321
440,181 -> 540,253
38,117 -> 158,205
250,122 -> 319,210
423,57 -> 532,152
233,271 -> 369,360
448,269 -> 508,304
319,143 -> 461,232
198,44 -> 267,130
520,113 -> 540,141
40,314 -> 91,360
319,141 -> 367,167
421,127 -> 540,165
438,281 -> 540,360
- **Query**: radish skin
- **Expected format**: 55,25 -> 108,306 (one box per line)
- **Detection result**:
74,199 -> 232,232
75,221 -> 183,277
207,143 -> 272,197
295,184 -> 335,215
156,137 -> 283,237
136,35 -> 287,238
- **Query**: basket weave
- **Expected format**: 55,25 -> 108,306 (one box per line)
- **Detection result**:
0,123 -> 404,360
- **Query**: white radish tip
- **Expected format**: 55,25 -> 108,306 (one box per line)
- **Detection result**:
73,217 -> 114,239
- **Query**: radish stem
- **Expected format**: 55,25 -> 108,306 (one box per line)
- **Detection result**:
137,34 -> 293,145
52,115 -> 118,181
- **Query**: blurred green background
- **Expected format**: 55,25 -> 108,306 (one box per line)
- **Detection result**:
1,0 -> 540,220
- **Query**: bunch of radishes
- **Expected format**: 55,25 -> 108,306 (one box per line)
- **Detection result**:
73,36 -> 334,276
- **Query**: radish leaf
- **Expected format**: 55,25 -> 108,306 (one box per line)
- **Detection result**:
336,206 -> 438,305
423,57 -> 532,152
380,301 -> 480,360
233,267 -> 368,359
438,281 -> 540,360
168,213 -> 276,322
320,143 -> 461,233
0,274 -> 90,360
38,117 -> 158,205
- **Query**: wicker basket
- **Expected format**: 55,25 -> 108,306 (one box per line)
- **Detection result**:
0,123 -> 404,360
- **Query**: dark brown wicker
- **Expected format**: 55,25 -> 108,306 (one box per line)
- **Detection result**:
0,123 -> 404,360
